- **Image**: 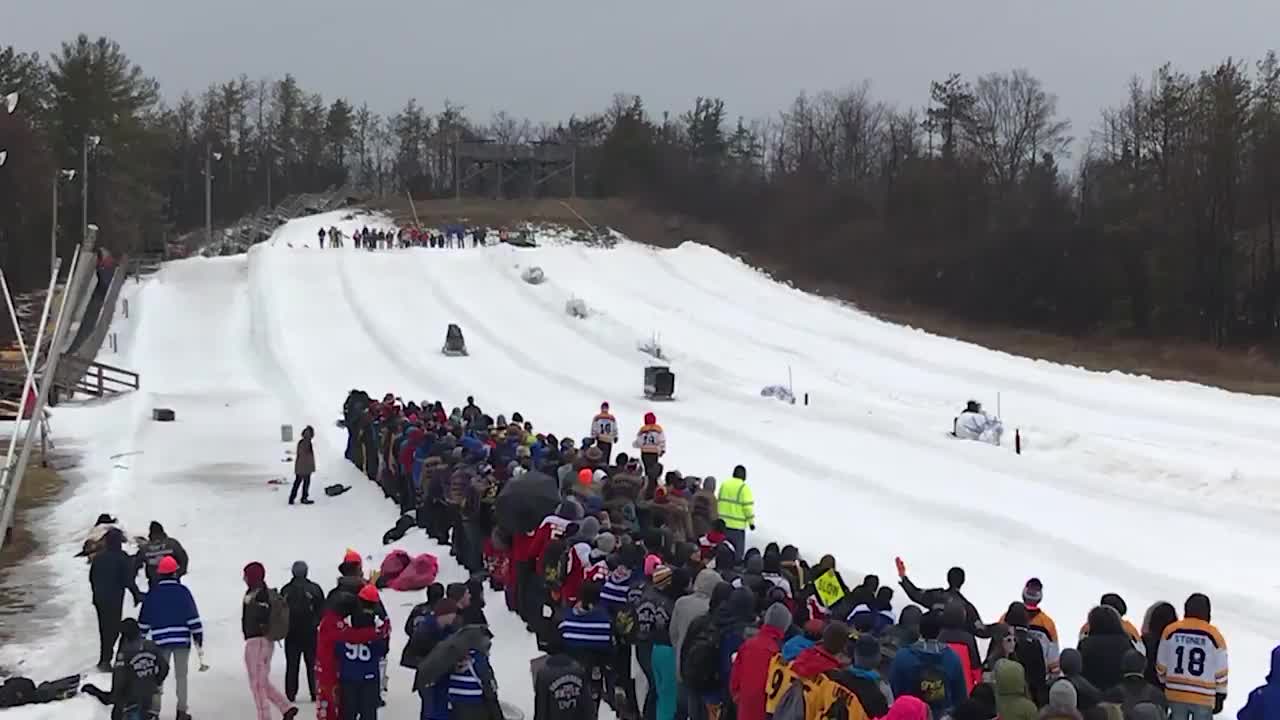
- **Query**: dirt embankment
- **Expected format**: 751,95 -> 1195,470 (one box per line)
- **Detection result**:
369,196 -> 1280,395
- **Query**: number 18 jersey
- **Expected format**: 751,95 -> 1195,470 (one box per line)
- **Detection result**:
1156,617 -> 1228,708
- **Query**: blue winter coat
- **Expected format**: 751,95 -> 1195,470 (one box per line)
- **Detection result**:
889,639 -> 967,717
782,634 -> 817,661
1239,646 -> 1280,720
138,578 -> 203,648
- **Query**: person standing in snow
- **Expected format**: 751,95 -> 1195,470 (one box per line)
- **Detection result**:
534,636 -> 594,720
715,466 -> 754,563
339,585 -> 389,720
1157,593 -> 1228,720
111,618 -> 170,720
318,228 -> 327,248
137,521 -> 190,588
281,560 -> 324,704
999,578 -> 1060,677
241,561 -> 298,720
590,403 -> 618,466
90,527 -> 143,671
632,412 -> 665,484
138,555 -> 202,720
895,560 -> 985,637
889,612 -> 967,718
290,425 -> 316,505
729,603 -> 790,720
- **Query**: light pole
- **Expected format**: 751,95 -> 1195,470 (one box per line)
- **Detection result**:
82,134 -> 101,246
51,169 -> 77,278
205,142 -> 223,248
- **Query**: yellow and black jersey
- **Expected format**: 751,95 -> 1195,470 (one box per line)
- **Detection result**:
764,654 -> 870,720
1156,618 -> 1228,707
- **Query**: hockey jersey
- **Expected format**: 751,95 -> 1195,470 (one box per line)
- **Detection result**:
1156,618 -> 1228,708
590,413 -> 618,444
338,619 -> 388,682
1000,608 -> 1061,675
764,653 -> 871,720
633,424 -> 666,455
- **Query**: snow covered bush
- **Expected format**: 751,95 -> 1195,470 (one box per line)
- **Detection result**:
521,266 -> 546,285
565,298 -> 590,319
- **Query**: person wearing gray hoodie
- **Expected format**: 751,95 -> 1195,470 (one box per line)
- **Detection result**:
670,568 -> 722,680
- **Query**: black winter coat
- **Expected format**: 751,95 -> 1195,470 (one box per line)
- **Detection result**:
90,547 -> 140,607
534,654 -> 594,720
113,639 -> 169,715
829,669 -> 891,719
1105,677 -> 1168,719
281,577 -> 324,637
1080,633 -> 1134,692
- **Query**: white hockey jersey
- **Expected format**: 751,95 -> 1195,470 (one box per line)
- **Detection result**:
590,412 -> 618,443
1156,618 -> 1228,708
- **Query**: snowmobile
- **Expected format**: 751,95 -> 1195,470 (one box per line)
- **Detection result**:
442,323 -> 468,356
644,365 -> 675,400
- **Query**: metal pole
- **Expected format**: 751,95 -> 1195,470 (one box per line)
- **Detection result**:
0,237 -> 89,548
205,142 -> 212,248
266,149 -> 272,208
51,176 -> 58,280
2,261 -> 60,466
49,245 -> 82,357
81,136 -> 88,245
0,270 -> 41,388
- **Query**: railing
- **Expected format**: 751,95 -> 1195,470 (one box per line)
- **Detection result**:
58,356 -> 139,398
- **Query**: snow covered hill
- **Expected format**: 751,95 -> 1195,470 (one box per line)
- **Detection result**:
2,208 -> 1277,717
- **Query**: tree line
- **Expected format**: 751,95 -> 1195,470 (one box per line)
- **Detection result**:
3,34 -> 1280,346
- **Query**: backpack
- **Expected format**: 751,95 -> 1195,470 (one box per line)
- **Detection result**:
913,655 -> 949,707
266,588 -> 291,642
0,677 -> 36,708
679,616 -> 722,692
771,681 -> 809,720
542,538 -> 568,593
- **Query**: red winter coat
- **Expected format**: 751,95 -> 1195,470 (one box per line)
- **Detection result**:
529,516 -> 570,573
314,610 -> 384,720
792,644 -> 844,678
730,625 -> 784,720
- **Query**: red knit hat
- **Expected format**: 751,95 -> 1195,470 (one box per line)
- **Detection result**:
243,561 -> 266,588
644,412 -> 656,425
157,556 -> 179,575
343,549 -> 362,565
577,468 -> 593,486
357,584 -> 380,603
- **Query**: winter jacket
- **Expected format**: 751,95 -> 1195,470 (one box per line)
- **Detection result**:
830,666 -> 893,719
1236,646 -> 1280,720
729,624 -> 783,720
716,588 -> 758,697
600,565 -> 643,615
793,644 -> 845,679
534,653 -> 593,720
633,423 -> 666,455
337,618 -> 388,682
1081,631 -> 1136,692
939,629 -> 983,691
898,578 -> 983,635
994,659 -> 1041,720
242,586 -> 271,640
138,578 -> 203,648
716,476 -> 754,530
1104,676 -> 1168,719
90,545 -> 140,607
671,569 -> 721,678
558,605 -> 613,654
634,583 -> 675,646
281,576 -> 325,638
137,535 -> 189,584
447,650 -> 496,706
401,614 -> 454,670
295,436 -> 316,475
889,639 -> 968,717
316,609 -> 382,694
112,638 -> 169,716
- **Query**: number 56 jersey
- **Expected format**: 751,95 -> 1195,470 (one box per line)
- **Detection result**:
1156,617 -> 1228,708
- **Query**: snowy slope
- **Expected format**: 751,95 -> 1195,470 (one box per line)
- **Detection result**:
2,207 -> 1277,716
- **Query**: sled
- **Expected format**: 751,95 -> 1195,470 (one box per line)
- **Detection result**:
644,365 -> 675,401
152,408 -> 175,422
442,323 -> 469,356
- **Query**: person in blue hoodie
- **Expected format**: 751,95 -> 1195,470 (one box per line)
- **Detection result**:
782,619 -> 825,662
339,585 -> 388,720
889,612 -> 967,718
831,634 -> 893,718
1238,646 -> 1280,720
137,555 -> 202,720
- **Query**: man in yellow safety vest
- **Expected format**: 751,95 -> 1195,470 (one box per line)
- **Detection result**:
716,465 -> 755,561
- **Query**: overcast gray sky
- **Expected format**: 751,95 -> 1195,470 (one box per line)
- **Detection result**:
9,0 -> 1280,148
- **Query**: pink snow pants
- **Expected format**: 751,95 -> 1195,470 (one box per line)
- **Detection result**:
244,637 -> 293,720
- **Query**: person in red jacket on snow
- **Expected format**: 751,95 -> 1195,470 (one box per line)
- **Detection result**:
314,552 -> 387,720
731,603 -> 792,720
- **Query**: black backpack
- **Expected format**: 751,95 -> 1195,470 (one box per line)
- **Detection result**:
282,582 -> 319,632
679,615 -> 722,692
0,677 -> 36,708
